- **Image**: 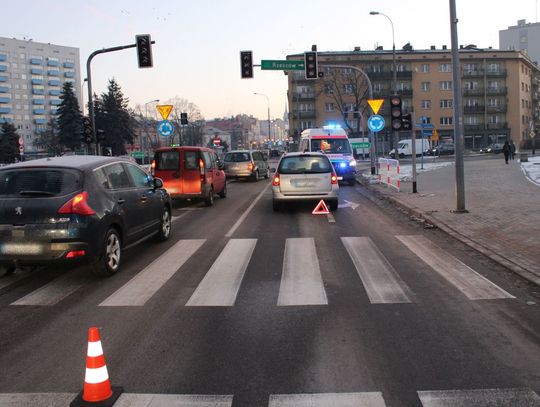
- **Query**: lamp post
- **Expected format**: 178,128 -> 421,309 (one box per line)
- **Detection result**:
144,99 -> 159,164
370,11 -> 398,153
254,92 -> 272,144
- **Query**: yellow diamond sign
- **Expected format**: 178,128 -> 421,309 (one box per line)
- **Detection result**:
368,99 -> 384,115
156,105 -> 173,120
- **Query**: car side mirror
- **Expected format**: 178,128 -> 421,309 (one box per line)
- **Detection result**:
217,161 -> 225,170
153,177 -> 164,189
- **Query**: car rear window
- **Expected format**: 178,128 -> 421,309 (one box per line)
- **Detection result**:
155,151 -> 179,171
0,168 -> 82,197
278,156 -> 332,174
224,152 -> 250,162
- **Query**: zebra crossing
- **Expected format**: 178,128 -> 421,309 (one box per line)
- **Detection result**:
1,388 -> 539,406
7,234 -> 515,308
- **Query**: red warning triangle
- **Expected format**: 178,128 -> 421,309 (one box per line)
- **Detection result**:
312,199 -> 330,215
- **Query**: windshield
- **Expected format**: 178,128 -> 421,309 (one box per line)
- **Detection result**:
310,138 -> 352,154
278,156 -> 332,174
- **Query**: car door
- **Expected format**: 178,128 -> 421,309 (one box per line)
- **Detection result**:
124,162 -> 162,235
211,151 -> 226,192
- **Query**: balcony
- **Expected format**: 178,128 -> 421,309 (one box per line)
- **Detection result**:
50,99 -> 61,106
464,105 -> 485,114
47,60 -> 59,67
48,79 -> 61,86
294,110 -> 316,119
0,86 -> 9,93
64,71 -> 75,78
464,124 -> 484,131
0,97 -> 10,103
463,88 -> 484,96
486,69 -> 507,77
0,118 -> 12,123
486,87 -> 507,96
293,92 -> 315,101
0,54 -> 7,62
486,105 -> 507,113
34,118 -> 47,125
31,68 -> 43,75
33,99 -> 45,105
49,90 -> 61,96
0,65 -> 7,72
48,70 -> 60,76
32,89 -> 44,95
30,58 -> 43,65
396,88 -> 413,96
51,108 -> 58,115
462,69 -> 483,78
64,62 -> 75,68
367,71 -> 413,80
33,108 -> 46,114
0,75 -> 8,82
487,122 -> 508,130
31,79 -> 43,85
0,107 -> 11,114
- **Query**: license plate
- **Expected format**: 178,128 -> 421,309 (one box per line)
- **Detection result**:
337,176 -> 343,180
0,243 -> 43,255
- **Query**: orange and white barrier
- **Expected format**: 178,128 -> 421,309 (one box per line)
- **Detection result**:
378,158 -> 401,191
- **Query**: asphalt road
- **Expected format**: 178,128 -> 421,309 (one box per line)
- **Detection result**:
0,166 -> 539,407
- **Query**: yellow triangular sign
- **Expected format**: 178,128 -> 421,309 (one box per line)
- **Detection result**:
368,99 -> 384,115
312,199 -> 330,215
156,105 -> 173,120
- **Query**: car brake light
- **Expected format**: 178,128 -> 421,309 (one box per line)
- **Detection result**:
247,162 -> 254,172
58,192 -> 95,215
65,250 -> 86,259
331,173 -> 338,184
151,160 -> 156,176
272,174 -> 280,186
199,158 -> 205,182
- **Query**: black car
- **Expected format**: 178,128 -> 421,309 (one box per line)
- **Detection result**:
0,155 -> 171,276
430,143 -> 455,156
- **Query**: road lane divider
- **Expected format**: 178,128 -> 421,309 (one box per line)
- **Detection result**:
225,183 -> 271,237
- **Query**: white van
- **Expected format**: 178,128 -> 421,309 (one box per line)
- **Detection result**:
299,127 -> 357,185
389,139 -> 431,158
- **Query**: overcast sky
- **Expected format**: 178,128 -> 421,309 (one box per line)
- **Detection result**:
2,0 -> 538,120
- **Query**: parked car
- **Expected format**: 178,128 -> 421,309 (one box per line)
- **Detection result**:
429,143 -> 455,156
223,150 -> 270,181
0,156 -> 171,276
152,146 -> 226,206
479,143 -> 504,154
272,152 -> 339,211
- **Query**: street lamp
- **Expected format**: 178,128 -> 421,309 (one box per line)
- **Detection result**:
370,11 -> 398,154
144,99 -> 159,164
254,92 -> 272,144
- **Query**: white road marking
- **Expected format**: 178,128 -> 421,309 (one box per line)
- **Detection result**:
338,199 -> 360,209
115,393 -> 234,407
186,239 -> 257,306
277,238 -> 328,306
327,212 -> 336,223
225,183 -> 271,237
417,388 -> 540,407
341,237 -> 412,304
0,393 -> 76,406
0,271 -> 28,290
99,239 -> 205,306
172,211 -> 192,222
396,235 -> 515,300
269,392 -> 387,407
11,272 -> 89,306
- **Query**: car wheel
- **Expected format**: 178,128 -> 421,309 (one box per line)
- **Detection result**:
329,199 -> 338,211
205,187 -> 214,206
155,207 -> 171,242
272,200 -> 282,211
251,170 -> 259,182
218,183 -> 227,198
91,228 -> 121,277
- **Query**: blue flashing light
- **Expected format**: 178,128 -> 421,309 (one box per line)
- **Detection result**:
323,123 -> 342,130
339,162 -> 347,169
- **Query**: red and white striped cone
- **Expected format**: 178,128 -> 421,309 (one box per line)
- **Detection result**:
70,327 -> 123,407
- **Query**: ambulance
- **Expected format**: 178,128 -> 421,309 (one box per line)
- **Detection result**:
298,127 -> 357,185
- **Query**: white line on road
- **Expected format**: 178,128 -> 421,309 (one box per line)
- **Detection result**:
115,393 -> 234,407
225,183 -> 271,237
172,211 -> 192,223
341,237 -> 412,304
396,235 -> 515,300
417,388 -> 540,407
99,239 -> 205,307
278,238 -> 328,306
11,272 -> 90,306
269,392 -> 387,407
186,239 -> 257,306
327,212 -> 336,223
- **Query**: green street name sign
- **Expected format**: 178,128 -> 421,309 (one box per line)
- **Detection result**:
351,142 -> 371,149
261,60 -> 305,70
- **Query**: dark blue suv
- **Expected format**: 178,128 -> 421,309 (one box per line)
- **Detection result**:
0,156 -> 171,276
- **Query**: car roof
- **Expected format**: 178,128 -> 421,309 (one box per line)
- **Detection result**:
280,152 -> 327,158
0,155 -> 135,171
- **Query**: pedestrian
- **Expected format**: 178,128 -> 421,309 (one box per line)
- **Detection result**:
502,140 -> 511,164
510,140 -> 516,160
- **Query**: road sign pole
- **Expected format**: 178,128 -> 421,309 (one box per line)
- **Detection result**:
412,110 -> 417,193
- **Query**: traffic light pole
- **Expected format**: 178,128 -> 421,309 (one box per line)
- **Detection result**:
86,40 -> 155,155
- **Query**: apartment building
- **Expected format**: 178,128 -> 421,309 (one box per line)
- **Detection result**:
0,37 -> 81,155
287,47 -> 540,150
500,19 -> 540,64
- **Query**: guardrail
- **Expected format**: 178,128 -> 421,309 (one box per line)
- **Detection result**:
378,158 -> 400,191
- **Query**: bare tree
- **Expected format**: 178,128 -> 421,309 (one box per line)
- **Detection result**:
163,96 -> 205,146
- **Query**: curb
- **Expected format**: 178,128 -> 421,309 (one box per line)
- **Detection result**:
355,176 -> 540,287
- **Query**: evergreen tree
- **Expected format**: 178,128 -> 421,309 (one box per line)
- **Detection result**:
57,81 -> 83,151
95,79 -> 136,155
34,118 -> 63,156
0,122 -> 21,164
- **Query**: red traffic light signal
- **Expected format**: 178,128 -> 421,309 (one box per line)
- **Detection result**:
390,96 -> 403,130
240,51 -> 253,79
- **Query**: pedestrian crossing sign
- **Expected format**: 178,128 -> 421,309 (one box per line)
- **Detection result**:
312,200 -> 330,215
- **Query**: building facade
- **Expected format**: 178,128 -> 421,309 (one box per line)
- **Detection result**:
287,47 -> 540,151
500,19 -> 540,64
0,37 -> 81,155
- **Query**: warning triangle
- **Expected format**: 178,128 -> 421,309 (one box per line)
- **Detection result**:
312,199 -> 330,215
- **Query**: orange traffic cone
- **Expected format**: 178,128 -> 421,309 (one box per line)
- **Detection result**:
70,327 -> 123,407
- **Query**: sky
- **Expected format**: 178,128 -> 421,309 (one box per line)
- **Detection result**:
2,0 -> 538,121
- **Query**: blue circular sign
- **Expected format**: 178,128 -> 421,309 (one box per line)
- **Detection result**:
367,115 -> 385,132
158,120 -> 174,137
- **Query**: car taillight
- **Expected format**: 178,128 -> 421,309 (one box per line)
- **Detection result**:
58,192 -> 95,215
272,174 -> 280,186
199,158 -> 205,182
151,160 -> 156,176
65,250 -> 86,259
247,162 -> 254,172
331,173 -> 338,184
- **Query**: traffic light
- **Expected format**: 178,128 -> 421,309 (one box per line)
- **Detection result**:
240,50 -> 253,79
304,51 -> 318,79
180,112 -> 188,125
136,34 -> 153,68
402,113 -> 412,130
96,129 -> 105,143
81,117 -> 93,144
390,96 -> 403,130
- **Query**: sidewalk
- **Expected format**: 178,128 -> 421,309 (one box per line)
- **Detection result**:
358,155 -> 540,286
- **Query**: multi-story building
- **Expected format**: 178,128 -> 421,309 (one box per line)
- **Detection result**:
0,37 -> 81,155
500,19 -> 540,64
286,46 -> 540,151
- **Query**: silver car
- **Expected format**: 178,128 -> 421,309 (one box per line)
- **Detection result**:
223,150 -> 270,181
272,152 -> 339,211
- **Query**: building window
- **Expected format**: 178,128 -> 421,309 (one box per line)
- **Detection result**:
464,81 -> 479,90
465,99 -> 480,107
325,103 -> 336,112
342,84 -> 353,94
488,115 -> 499,124
374,83 -> 384,92
440,117 -> 453,126
421,100 -> 431,109
342,68 -> 353,75
421,64 -> 430,73
440,99 -> 453,109
440,81 -> 452,90
324,84 -> 333,95
396,64 -> 406,72
301,121 -> 312,130
421,82 -> 430,92
463,63 -> 478,73
487,98 -> 501,107
465,116 -> 480,125
487,63 -> 500,73
439,63 -> 452,72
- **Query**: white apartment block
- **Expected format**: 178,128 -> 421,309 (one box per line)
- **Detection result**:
500,19 -> 540,64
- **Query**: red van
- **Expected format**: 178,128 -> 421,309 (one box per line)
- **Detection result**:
152,147 -> 226,206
